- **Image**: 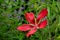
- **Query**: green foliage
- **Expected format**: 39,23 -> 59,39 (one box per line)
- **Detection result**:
0,0 -> 60,40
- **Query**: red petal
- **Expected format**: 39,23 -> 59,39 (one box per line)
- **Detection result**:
17,24 -> 32,31
38,20 -> 47,29
37,8 -> 48,22
25,12 -> 35,24
26,27 -> 37,37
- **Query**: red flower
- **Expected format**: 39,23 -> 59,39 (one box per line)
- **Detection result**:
17,8 -> 48,37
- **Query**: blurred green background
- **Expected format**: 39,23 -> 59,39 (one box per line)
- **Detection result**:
0,0 -> 60,40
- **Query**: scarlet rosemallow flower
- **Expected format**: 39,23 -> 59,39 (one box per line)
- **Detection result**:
17,8 -> 48,37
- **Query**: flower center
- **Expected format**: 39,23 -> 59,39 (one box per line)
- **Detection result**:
35,18 -> 39,29
29,18 -> 39,29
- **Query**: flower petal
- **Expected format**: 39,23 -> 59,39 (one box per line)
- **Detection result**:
26,27 -> 37,37
37,8 -> 48,22
38,20 -> 47,29
25,12 -> 35,24
17,24 -> 32,31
